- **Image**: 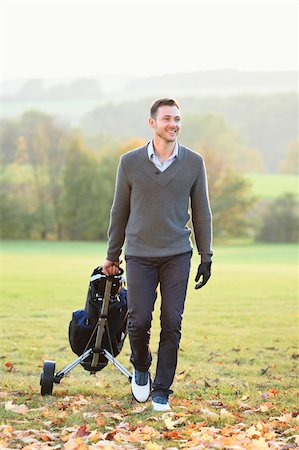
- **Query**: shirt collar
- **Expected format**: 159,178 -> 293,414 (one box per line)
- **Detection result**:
147,140 -> 179,159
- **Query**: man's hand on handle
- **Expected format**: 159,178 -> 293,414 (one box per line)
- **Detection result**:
195,262 -> 212,289
102,259 -> 120,276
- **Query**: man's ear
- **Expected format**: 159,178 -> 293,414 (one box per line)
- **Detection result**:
148,117 -> 155,129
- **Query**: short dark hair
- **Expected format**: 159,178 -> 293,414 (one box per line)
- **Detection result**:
150,98 -> 180,119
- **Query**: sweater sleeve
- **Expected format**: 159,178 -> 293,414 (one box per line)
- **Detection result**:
106,158 -> 131,262
190,156 -> 213,263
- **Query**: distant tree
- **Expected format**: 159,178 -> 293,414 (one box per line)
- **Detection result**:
180,113 -> 264,173
256,193 -> 299,242
0,168 -> 34,239
18,111 -> 69,238
278,138 -> 299,174
119,137 -> 147,156
47,77 -> 103,100
62,136 -> 99,240
16,79 -> 45,100
81,93 -> 296,172
0,118 -> 20,164
198,145 -> 256,237
0,112 -> 69,239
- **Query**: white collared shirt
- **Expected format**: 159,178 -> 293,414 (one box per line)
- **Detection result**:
147,140 -> 179,172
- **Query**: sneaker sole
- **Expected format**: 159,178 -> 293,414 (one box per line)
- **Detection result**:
152,401 -> 171,412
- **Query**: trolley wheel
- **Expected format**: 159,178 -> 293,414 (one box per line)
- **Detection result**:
40,360 -> 56,396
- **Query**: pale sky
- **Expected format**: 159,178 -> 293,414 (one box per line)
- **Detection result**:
0,0 -> 298,81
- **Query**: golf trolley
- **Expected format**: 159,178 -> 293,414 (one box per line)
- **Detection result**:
40,267 -> 132,396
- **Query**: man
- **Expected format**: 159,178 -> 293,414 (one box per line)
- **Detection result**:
102,98 -> 213,412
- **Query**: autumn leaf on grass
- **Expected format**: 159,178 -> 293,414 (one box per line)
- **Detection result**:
220,408 -> 234,418
88,430 -> 107,443
221,434 -> 239,447
132,405 -> 147,414
64,437 -> 88,450
259,402 -> 275,412
175,370 -> 190,382
61,425 -> 90,443
238,402 -> 252,411
251,436 -> 272,450
200,408 -> 219,418
163,413 -> 189,430
74,425 -> 90,438
118,425 -> 161,443
101,412 -> 124,421
5,401 -> 28,415
269,413 -> 293,424
145,443 -> 164,450
95,418 -> 106,427
268,387 -> 280,396
4,361 -> 14,372
261,387 -> 280,399
39,430 -> 59,442
164,416 -> 176,430
73,397 -> 89,407
0,425 -> 14,435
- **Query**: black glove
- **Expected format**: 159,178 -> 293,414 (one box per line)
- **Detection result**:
195,262 -> 212,289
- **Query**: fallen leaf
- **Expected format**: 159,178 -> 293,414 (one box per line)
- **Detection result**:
256,420 -> 269,435
270,413 -> 292,424
220,408 -> 234,418
261,365 -> 271,375
4,361 -> 14,372
175,370 -> 189,382
64,437 -> 88,450
132,405 -> 147,414
268,387 -> 280,396
145,443 -> 164,450
251,437 -> 271,449
5,401 -> 28,415
0,425 -> 14,435
200,408 -> 219,418
163,430 -> 184,439
246,425 -> 261,438
74,425 -> 90,438
164,416 -> 176,430
95,418 -> 106,427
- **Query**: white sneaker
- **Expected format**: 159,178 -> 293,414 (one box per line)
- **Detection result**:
131,368 -> 151,402
152,394 -> 171,412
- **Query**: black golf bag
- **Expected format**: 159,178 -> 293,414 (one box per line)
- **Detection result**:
69,266 -> 128,372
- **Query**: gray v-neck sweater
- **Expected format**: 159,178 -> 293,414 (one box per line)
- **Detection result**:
106,144 -> 213,262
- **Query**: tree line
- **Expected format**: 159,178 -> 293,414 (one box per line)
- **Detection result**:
0,111 -> 298,242
81,93 -> 298,173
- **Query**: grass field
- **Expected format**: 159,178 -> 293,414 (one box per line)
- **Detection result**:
245,173 -> 298,201
0,240 -> 298,449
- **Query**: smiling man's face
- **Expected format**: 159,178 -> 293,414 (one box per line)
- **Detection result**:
149,105 -> 181,143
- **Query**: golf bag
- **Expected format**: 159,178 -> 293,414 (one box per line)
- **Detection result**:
68,266 -> 128,372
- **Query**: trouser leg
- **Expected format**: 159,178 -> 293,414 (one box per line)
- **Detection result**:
153,251 -> 192,395
125,256 -> 158,372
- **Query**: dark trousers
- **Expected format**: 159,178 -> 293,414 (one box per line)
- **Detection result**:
125,251 -> 192,396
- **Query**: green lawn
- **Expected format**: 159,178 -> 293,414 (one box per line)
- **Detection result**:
0,241 -> 298,448
245,172 -> 298,200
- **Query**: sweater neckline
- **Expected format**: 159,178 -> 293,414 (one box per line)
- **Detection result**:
137,144 -> 187,187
